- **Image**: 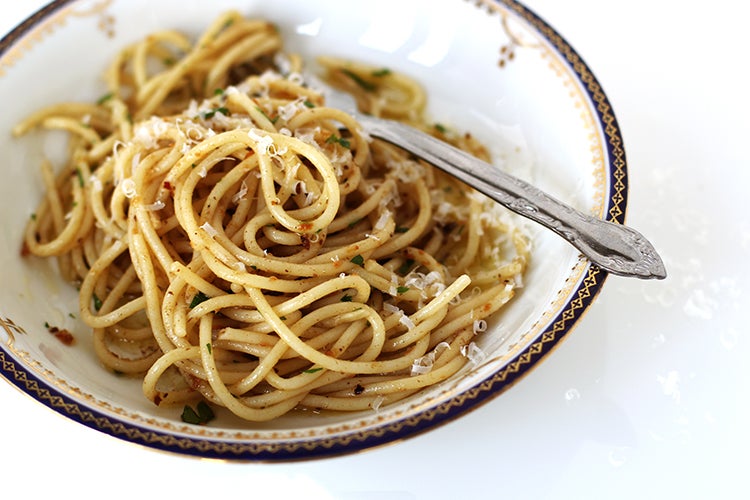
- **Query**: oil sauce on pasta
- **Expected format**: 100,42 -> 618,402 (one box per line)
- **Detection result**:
16,11 -> 529,422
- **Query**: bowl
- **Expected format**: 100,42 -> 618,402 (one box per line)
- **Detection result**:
0,0 -> 624,460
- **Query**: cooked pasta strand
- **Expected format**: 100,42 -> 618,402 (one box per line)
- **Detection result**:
17,12 -> 529,422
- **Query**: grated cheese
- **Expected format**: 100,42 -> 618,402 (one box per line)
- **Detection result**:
200,221 -> 218,238
410,342 -> 451,376
277,97 -> 307,121
293,127 -> 319,148
259,69 -> 281,87
382,302 -> 400,314
248,128 -> 274,155
287,72 -> 305,86
371,395 -> 386,412
411,355 -> 433,376
232,180 -> 248,204
304,191 -> 315,206
132,117 -> 168,149
461,342 -> 486,366
144,200 -> 166,211
387,158 -> 424,183
388,274 -> 399,296
90,174 -> 103,193
398,313 -> 415,330
472,319 -> 488,335
120,178 -> 136,198
273,53 -> 292,75
404,270 -> 445,298
374,210 -> 391,231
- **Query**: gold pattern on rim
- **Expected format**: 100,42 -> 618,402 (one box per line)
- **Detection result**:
0,316 -> 26,346
0,0 -> 114,78
496,0 -> 627,223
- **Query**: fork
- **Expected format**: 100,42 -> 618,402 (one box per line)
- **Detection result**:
311,76 -> 666,280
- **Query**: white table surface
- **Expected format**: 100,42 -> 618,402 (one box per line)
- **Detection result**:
1,1 -> 747,498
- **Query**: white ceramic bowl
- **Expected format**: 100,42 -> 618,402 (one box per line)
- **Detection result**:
0,0 -> 626,460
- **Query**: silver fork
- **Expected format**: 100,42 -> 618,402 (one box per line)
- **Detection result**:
311,76 -> 666,280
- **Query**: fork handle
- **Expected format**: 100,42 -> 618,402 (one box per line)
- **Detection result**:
357,115 -> 666,280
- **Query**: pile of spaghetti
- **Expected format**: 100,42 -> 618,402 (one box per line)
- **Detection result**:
16,12 -> 529,421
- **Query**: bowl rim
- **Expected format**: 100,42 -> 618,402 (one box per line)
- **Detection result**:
0,0 -> 624,461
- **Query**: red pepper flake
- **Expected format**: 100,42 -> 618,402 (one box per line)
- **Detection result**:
297,223 -> 313,232
186,374 -> 203,390
46,324 -> 75,346
20,240 -> 30,257
163,180 -> 175,194
300,234 -> 312,250
483,303 -> 492,312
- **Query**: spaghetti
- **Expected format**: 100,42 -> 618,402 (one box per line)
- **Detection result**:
16,11 -> 529,421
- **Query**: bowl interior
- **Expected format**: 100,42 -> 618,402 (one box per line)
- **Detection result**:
0,0 -> 614,456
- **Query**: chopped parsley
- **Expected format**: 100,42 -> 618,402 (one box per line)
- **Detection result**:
395,226 -> 410,234
189,291 -> 210,308
212,18 -> 235,40
303,100 -> 315,108
350,254 -> 365,266
371,68 -> 392,77
348,218 -> 363,229
255,106 -> 279,124
205,343 -> 212,354
396,286 -> 410,294
213,88 -> 224,96
434,123 -> 448,134
75,168 -> 85,187
303,367 -> 323,374
181,401 -> 215,425
326,134 -> 351,149
202,107 -> 229,119
397,259 -> 415,276
341,69 -> 376,92
340,294 -> 354,302
92,293 -> 103,311
96,92 -> 114,105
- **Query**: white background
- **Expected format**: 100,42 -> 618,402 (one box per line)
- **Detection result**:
1,1 -> 747,498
